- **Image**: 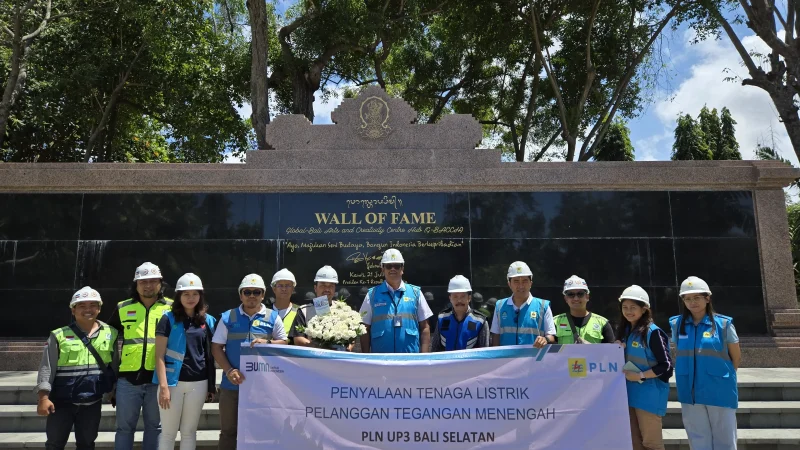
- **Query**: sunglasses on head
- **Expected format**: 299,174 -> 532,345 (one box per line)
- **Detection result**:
566,291 -> 587,298
384,264 -> 403,270
242,289 -> 263,297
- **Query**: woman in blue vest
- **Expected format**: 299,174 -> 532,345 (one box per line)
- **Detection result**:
615,285 -> 673,450
669,276 -> 741,450
154,273 -> 216,450
431,275 -> 489,351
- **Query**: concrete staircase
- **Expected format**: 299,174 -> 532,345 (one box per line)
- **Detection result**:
0,369 -> 798,449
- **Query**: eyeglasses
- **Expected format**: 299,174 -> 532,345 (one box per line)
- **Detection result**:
242,289 -> 263,297
566,292 -> 587,298
273,284 -> 293,290
384,264 -> 404,270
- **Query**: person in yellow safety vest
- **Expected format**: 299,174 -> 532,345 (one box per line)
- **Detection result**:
36,286 -> 119,450
291,265 -> 344,347
107,262 -> 173,450
269,268 -> 303,345
490,261 -> 556,348
554,275 -> 615,344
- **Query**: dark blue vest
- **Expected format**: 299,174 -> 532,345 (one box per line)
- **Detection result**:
436,308 -> 486,351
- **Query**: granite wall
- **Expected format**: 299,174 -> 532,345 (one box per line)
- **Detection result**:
0,190 -> 762,337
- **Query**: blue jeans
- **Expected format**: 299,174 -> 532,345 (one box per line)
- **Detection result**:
114,378 -> 161,450
681,403 -> 738,450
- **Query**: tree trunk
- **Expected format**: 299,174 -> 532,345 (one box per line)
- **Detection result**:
769,86 -> 800,162
246,0 -> 270,150
292,71 -> 315,122
0,40 -> 26,150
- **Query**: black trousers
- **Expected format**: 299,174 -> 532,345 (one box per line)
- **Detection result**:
45,400 -> 102,450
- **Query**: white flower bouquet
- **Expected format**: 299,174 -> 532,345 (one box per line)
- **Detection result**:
298,300 -> 367,350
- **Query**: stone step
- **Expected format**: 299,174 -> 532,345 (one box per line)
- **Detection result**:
0,402 -> 797,433
0,429 -> 797,449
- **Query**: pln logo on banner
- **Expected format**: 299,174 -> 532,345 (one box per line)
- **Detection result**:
568,358 -> 587,378
569,358 -> 618,378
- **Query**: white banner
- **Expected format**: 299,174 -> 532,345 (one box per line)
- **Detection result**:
237,344 -> 632,450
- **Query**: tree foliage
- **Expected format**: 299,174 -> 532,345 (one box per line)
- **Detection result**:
593,120 -> 635,161
672,113 -> 712,160
1,0 -> 700,162
1,0 -> 251,162
673,105 -> 740,160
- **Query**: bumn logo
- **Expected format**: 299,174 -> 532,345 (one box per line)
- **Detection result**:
244,361 -> 284,373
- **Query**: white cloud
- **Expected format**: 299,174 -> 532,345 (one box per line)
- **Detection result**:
653,29 -> 799,165
634,130 -> 672,161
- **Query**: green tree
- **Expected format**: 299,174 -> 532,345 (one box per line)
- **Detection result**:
688,1 -> 800,161
2,0 -> 251,162
717,106 -> 741,160
697,105 -> 721,158
593,120 -> 635,161
672,113 -> 712,160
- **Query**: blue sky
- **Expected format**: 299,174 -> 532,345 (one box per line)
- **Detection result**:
231,5 -> 798,166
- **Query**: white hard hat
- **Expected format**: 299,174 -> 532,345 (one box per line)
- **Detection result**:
175,273 -> 203,291
70,286 -> 102,308
271,268 -> 297,287
448,275 -> 472,293
507,261 -> 533,279
314,265 -> 338,284
563,275 -> 589,294
239,274 -> 266,293
133,262 -> 163,282
680,276 -> 712,296
619,285 -> 650,308
381,248 -> 404,265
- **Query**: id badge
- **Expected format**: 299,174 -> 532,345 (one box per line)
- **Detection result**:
393,315 -> 402,327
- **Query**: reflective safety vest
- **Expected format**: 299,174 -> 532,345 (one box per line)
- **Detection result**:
669,313 -> 738,409
435,308 -> 487,351
496,296 -> 550,346
554,312 -> 608,344
219,306 -> 278,391
51,322 -> 117,403
152,312 -> 215,386
368,282 -> 422,353
625,323 -> 669,416
117,297 -> 173,373
281,304 -> 300,343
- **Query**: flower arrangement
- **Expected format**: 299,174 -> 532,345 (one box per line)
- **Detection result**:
297,300 -> 367,350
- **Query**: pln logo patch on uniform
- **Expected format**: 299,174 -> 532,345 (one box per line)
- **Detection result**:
253,320 -> 260,327
530,311 -> 537,319
403,296 -> 412,302
631,340 -> 640,348
568,358 -> 587,378
703,331 -> 712,338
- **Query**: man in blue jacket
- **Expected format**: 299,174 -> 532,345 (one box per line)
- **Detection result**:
431,275 -> 489,351
359,248 -> 433,353
490,261 -> 555,348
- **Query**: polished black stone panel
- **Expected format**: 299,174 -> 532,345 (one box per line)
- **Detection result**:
0,241 -> 14,288
80,194 -> 279,240
279,193 -> 470,240
670,191 -> 756,238
3,241 -> 78,289
674,238 -> 761,287
469,192 -> 672,239
3,290 -> 75,337
0,194 -> 83,240
76,240 -> 278,290
280,238 -> 470,289
470,238 -> 676,288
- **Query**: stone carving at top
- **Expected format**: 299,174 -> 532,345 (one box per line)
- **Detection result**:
264,85 -> 482,150
358,96 -> 392,139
